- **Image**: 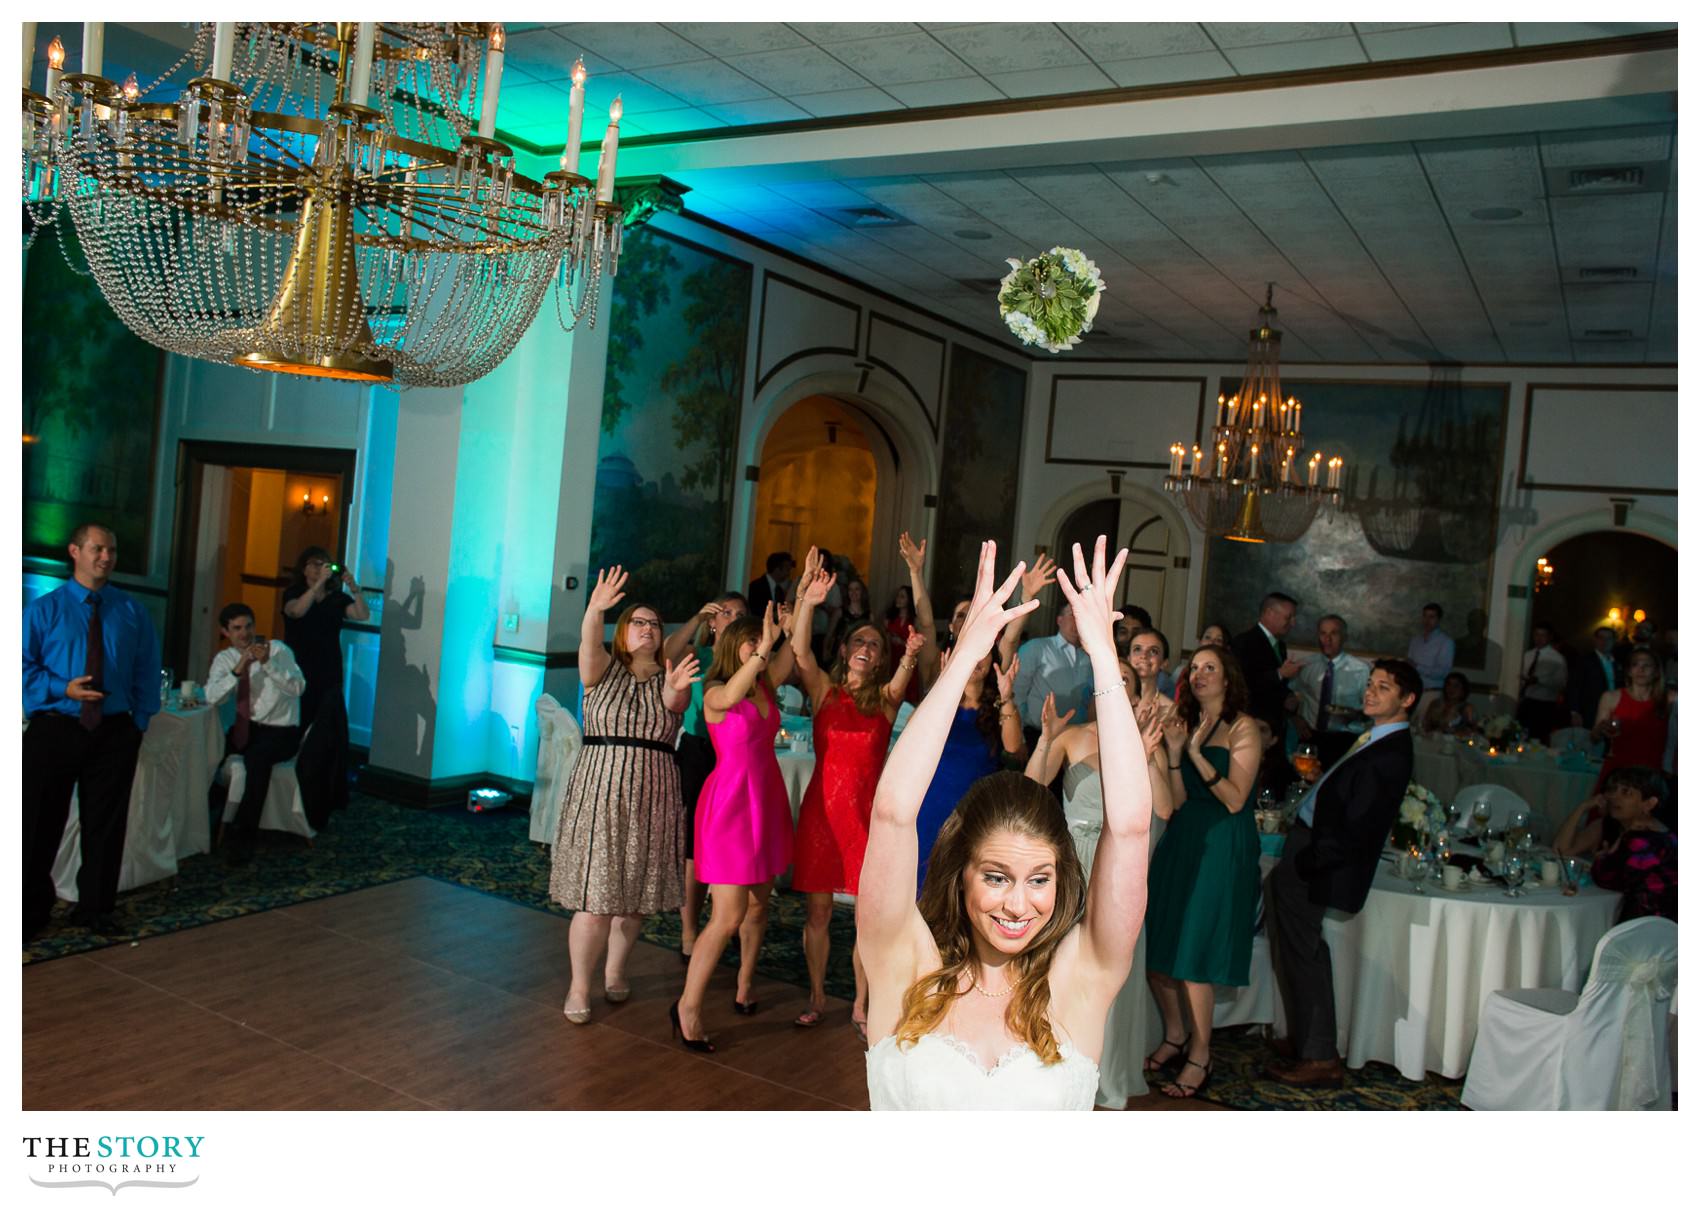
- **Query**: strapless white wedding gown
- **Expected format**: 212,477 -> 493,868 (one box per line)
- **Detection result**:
866,1033 -> 1100,1110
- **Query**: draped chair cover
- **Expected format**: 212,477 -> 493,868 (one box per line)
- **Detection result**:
530,694 -> 584,846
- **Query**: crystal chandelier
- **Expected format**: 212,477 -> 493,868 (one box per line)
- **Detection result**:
21,22 -> 623,387
1164,285 -> 1342,544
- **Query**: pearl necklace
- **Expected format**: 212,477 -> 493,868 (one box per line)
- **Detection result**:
973,977 -> 1015,998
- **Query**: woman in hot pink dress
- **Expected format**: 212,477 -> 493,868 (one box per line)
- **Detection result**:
789,546 -> 924,1036
670,605 -> 797,1051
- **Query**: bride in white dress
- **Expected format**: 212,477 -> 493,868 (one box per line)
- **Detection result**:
859,537 -> 1157,1110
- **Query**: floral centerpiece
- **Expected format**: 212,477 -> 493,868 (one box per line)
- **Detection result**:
1390,781 -> 1446,851
997,247 -> 1105,353
1480,714 -> 1518,744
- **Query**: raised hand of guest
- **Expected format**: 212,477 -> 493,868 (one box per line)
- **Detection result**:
1041,690 -> 1076,745
902,627 -> 926,664
1135,697 -> 1166,758
1054,537 -> 1128,660
898,530 -> 926,576
665,652 -> 702,695
801,560 -> 837,608
588,565 -> 628,614
1162,711 -> 1189,757
1020,552 -> 1058,601
994,653 -> 1020,703
759,600 -> 783,656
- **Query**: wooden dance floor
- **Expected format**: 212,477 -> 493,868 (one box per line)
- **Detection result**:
22,878 -> 873,1110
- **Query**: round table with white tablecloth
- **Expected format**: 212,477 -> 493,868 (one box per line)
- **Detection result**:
52,704 -> 224,899
775,750 -> 815,825
1278,863 -> 1621,1081
1410,735 -> 1600,837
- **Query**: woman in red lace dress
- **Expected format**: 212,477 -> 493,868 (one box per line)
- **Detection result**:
1592,647 -> 1675,787
790,546 -> 924,1036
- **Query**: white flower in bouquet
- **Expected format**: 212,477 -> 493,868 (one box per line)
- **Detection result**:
1481,714 -> 1516,741
1399,795 -> 1429,827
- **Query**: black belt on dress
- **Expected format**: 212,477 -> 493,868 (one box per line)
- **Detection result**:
582,735 -> 674,754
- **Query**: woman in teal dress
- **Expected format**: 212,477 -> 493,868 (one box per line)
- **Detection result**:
1143,643 -> 1262,1099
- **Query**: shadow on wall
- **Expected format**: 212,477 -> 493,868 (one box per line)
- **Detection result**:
378,558 -> 434,764
1460,607 -> 1503,681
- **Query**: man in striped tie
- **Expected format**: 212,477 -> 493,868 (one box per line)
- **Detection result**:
205,603 -> 306,865
22,523 -> 161,940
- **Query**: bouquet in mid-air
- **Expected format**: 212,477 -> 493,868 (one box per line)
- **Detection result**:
997,246 -> 1105,353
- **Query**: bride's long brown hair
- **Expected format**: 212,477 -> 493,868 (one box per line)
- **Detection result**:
893,772 -> 1086,1064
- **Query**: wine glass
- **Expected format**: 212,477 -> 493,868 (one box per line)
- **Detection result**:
1406,850 -> 1431,895
1291,743 -> 1322,783
1470,799 -> 1493,840
1502,853 -> 1525,898
160,666 -> 174,709
1505,808 -> 1530,850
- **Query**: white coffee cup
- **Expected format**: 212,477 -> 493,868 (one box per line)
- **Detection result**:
1487,841 -> 1506,866
1541,859 -> 1561,885
179,680 -> 198,703
1443,865 -> 1464,891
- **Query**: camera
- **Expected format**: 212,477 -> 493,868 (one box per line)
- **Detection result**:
326,562 -> 343,577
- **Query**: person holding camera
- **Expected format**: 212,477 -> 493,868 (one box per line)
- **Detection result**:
206,603 -> 306,864
282,547 -> 368,730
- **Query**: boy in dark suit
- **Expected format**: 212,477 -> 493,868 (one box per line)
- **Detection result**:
1263,657 -> 1421,1087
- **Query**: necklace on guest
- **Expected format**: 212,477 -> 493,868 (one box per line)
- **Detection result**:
973,975 -> 1015,998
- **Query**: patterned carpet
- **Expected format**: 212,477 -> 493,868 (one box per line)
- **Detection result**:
24,791 -> 1466,1110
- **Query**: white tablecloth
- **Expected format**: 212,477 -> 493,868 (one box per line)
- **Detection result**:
776,751 -> 815,824
52,705 -> 224,899
1283,865 -> 1620,1080
1411,736 -> 1600,836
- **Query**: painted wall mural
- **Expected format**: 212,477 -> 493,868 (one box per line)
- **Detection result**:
22,227 -> 163,564
932,347 -> 1028,608
587,228 -> 752,624
1201,375 -> 1509,667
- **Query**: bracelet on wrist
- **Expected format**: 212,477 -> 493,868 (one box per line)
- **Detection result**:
1092,676 -> 1129,699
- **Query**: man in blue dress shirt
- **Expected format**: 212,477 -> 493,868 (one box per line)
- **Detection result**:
22,523 -> 161,940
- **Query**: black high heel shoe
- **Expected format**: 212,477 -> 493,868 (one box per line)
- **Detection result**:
669,1001 -> 716,1053
1144,1033 -> 1190,1076
733,997 -> 759,1016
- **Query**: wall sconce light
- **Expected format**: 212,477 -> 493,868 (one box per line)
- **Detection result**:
1534,557 -> 1554,591
1633,609 -> 1647,624
1107,468 -> 1124,496
300,490 -> 331,516
1608,607 -> 1623,623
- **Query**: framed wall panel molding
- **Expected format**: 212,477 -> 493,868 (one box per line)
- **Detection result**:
1046,375 -> 1206,467
754,272 -> 861,393
1518,383 -> 1676,495
866,312 -> 947,437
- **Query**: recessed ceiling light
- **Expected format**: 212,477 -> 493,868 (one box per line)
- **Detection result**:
1470,207 -> 1524,221
953,228 -> 992,240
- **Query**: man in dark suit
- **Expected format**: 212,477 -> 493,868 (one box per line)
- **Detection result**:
1262,657 -> 1420,1087
1231,592 -> 1304,795
745,551 -> 793,619
1569,626 -> 1621,730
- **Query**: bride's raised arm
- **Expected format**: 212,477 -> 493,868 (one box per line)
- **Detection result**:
859,542 -> 1038,962
1059,537 -> 1152,984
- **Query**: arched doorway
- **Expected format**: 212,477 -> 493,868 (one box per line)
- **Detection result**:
1049,490 -> 1184,646
1530,530 -> 1676,652
748,396 -> 877,583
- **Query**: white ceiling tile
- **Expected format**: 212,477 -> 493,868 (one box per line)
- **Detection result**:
664,23 -> 805,56
1418,135 -> 1541,177
790,23 -> 919,43
558,24 -> 710,69
822,33 -> 977,86
883,77 -> 1003,107
1221,37 -> 1367,74
571,71 -> 687,118
723,45 -> 871,94
1204,23 -> 1357,48
1096,51 -> 1237,88
985,64 -> 1117,98
1540,125 -> 1674,167
505,29 -> 603,81
791,87 -> 904,118
1513,22 -> 1674,46
637,59 -> 774,107
928,24 -> 1087,73
1360,23 -> 1513,60
627,107 -> 726,135
1059,23 -> 1214,60
700,97 -> 813,126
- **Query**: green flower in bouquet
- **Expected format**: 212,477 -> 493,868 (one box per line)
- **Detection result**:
997,247 -> 1105,353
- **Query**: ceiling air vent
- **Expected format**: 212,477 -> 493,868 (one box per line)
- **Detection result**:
1577,266 -> 1639,280
819,205 -> 912,230
1568,166 -> 1645,190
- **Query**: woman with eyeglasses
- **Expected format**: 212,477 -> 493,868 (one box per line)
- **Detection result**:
551,567 -> 700,1025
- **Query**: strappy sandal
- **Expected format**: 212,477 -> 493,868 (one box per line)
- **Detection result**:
1162,1057 -> 1213,1100
793,1004 -> 825,1028
1144,1034 -> 1190,1075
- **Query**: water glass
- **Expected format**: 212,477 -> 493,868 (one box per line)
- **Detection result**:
160,667 -> 174,709
1502,854 -> 1526,898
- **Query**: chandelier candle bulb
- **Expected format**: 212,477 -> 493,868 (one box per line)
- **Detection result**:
596,95 -> 622,203
1309,453 -> 1321,487
562,59 -> 586,173
1216,441 -> 1228,478
1169,444 -> 1185,477
478,25 -> 505,140
348,23 -> 375,107
211,23 -> 235,81
1191,445 -> 1203,477
1215,393 -> 1226,426
22,22 -> 34,89
82,22 -> 104,76
45,35 -> 64,97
